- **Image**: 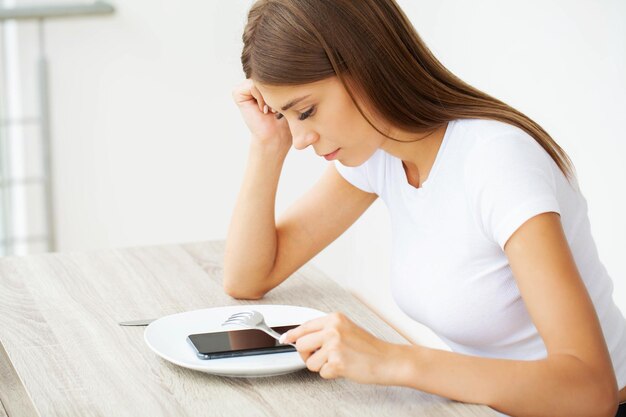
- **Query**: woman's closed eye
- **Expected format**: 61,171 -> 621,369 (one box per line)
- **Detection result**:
298,106 -> 315,121
275,105 -> 316,121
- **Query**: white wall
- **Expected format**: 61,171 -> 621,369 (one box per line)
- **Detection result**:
4,0 -> 625,348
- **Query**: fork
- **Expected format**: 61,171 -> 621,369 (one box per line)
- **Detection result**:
222,310 -> 297,348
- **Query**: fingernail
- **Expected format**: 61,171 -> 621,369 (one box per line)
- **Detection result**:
279,332 -> 287,344
263,104 -> 268,114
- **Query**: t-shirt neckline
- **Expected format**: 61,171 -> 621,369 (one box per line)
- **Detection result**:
394,120 -> 454,198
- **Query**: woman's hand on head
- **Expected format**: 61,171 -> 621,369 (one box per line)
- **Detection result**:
280,312 -> 402,385
232,78 -> 293,152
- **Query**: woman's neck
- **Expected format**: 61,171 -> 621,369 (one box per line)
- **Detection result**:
381,122 -> 449,187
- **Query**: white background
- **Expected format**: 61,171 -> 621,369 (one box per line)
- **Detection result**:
2,0 -> 624,348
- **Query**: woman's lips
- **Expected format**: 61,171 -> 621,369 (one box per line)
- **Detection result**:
323,148 -> 340,161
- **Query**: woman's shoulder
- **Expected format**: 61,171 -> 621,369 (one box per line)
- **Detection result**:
455,118 -> 549,166
455,118 -> 534,146
457,117 -> 567,199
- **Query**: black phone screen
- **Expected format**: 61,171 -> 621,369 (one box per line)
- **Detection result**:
187,324 -> 299,359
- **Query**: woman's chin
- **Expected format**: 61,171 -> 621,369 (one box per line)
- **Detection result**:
337,156 -> 369,168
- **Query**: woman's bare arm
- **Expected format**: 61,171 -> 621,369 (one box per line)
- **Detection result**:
223,152 -> 377,299
382,212 -> 618,417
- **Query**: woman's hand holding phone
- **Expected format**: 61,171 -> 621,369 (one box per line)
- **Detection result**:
232,78 -> 293,155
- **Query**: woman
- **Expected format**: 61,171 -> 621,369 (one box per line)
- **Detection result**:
224,1 -> 626,416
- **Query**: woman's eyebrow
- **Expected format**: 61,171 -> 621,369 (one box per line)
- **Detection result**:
281,94 -> 311,111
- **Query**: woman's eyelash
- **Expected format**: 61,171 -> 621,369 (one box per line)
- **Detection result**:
298,106 -> 315,121
274,106 -> 315,121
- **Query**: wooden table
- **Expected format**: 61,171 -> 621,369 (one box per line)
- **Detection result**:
0,240 -> 498,416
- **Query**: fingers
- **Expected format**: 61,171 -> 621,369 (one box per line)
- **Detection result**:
230,79 -> 262,112
303,344 -> 330,373
231,79 -> 279,116
252,86 -> 278,114
302,344 -> 341,380
293,330 -> 325,362
231,79 -> 252,104
281,313 -> 349,380
280,315 -> 329,344
249,82 -> 266,113
318,354 -> 341,380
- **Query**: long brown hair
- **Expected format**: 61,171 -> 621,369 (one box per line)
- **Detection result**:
241,0 -> 575,180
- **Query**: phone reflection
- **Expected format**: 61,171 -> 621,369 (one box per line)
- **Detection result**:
227,326 -> 297,350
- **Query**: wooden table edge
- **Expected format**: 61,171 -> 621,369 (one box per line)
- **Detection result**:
0,396 -> 7,417
0,339 -> 40,417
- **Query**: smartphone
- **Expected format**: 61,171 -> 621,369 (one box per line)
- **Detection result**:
187,324 -> 299,359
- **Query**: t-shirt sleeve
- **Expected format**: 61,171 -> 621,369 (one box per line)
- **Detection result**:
464,130 -> 561,250
334,159 -> 375,194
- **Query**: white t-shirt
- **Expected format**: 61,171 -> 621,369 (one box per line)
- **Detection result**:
335,118 -> 626,390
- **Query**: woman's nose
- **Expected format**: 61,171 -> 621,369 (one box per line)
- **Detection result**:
292,131 -> 319,150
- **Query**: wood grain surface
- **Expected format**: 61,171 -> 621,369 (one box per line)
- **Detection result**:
0,240 -> 499,417
0,339 -> 38,417
0,396 -> 7,417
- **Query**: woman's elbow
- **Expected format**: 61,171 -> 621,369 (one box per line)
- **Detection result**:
222,279 -> 266,300
591,374 -> 618,417
600,389 -> 618,417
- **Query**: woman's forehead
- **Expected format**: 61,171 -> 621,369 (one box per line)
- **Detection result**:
256,76 -> 340,101
256,78 -> 328,93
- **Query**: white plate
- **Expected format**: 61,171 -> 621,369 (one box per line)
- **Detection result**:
144,304 -> 327,377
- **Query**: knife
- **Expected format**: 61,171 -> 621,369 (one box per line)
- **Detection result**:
118,319 -> 157,326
